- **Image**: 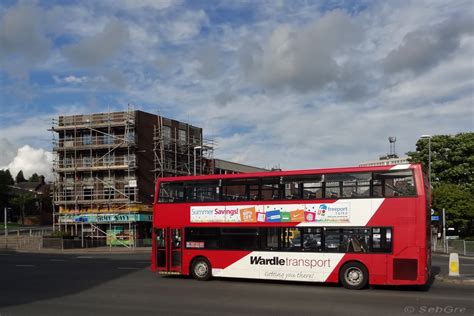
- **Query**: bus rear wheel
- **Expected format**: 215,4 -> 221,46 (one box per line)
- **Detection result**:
191,258 -> 212,281
339,262 -> 368,290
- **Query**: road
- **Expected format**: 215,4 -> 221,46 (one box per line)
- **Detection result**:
0,252 -> 472,316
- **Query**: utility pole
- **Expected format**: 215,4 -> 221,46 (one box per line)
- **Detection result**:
442,208 -> 447,253
4,207 -> 8,248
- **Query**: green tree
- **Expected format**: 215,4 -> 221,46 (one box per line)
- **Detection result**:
408,132 -> 474,236
10,192 -> 37,225
432,183 -> 474,236
15,170 -> 26,184
28,173 -> 39,182
407,132 -> 474,188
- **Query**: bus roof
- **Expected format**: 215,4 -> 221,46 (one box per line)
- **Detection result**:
156,163 -> 420,183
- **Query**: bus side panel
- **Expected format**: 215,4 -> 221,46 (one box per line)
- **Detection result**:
367,197 -> 428,285
186,250 -> 345,282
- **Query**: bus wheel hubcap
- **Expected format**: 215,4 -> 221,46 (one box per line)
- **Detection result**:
346,268 -> 362,285
195,262 -> 208,277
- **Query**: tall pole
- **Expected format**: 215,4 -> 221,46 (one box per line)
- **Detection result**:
442,208 -> 447,254
4,207 -> 7,248
428,137 -> 432,186
421,135 -> 432,186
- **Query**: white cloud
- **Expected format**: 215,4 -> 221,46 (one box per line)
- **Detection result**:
102,0 -> 179,11
63,19 -> 130,67
0,3 -> 51,78
0,115 -> 52,147
163,10 -> 209,43
53,75 -> 89,84
382,14 -> 474,75
5,145 -> 53,181
0,138 -> 18,168
240,10 -> 364,93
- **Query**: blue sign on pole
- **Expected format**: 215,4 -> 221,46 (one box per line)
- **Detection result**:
431,215 -> 439,221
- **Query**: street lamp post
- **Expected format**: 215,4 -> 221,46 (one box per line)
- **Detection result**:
193,146 -> 202,176
420,135 -> 432,186
421,135 -> 444,250
4,207 -> 7,248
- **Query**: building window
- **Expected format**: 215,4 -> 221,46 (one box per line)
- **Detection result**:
178,129 -> 187,143
82,175 -> 93,183
83,187 -> 93,200
125,186 -> 135,202
124,155 -> 136,167
63,157 -> 73,168
65,187 -> 73,201
103,154 -> 115,165
162,126 -> 171,144
82,133 -> 92,145
64,134 -> 74,147
104,132 -> 114,145
83,156 -> 91,167
104,187 -> 115,200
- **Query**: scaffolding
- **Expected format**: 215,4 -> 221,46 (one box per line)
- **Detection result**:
153,116 -> 215,178
50,108 -> 212,243
51,107 -> 138,215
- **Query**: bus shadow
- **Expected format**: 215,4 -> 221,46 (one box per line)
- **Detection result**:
161,274 -> 340,289
0,251 -> 149,308
162,266 -> 440,292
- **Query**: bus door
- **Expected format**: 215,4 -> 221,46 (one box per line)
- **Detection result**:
155,227 -> 182,273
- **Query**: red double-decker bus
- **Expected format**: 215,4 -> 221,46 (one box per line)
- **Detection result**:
151,164 -> 431,289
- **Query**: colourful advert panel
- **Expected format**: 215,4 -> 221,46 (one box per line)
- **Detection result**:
190,202 -> 351,224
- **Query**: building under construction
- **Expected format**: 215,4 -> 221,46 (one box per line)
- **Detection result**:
51,109 -> 211,246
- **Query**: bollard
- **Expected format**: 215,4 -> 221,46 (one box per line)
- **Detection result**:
449,253 -> 460,277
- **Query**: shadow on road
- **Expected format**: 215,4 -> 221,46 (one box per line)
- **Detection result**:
161,264 -> 442,292
0,250 -> 149,308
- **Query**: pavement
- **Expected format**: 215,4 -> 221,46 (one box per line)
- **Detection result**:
9,246 -> 152,254
432,253 -> 474,285
5,245 -> 474,284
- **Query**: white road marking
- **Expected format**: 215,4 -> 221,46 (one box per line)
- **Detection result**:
16,264 -> 35,267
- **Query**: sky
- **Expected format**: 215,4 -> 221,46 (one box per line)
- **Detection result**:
0,0 -> 473,181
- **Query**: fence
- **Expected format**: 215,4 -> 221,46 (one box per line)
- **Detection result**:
432,238 -> 474,256
41,238 -> 151,250
3,235 -> 43,250
3,230 -> 151,251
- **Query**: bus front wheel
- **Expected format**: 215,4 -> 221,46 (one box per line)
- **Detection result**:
339,262 -> 368,290
191,258 -> 212,281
